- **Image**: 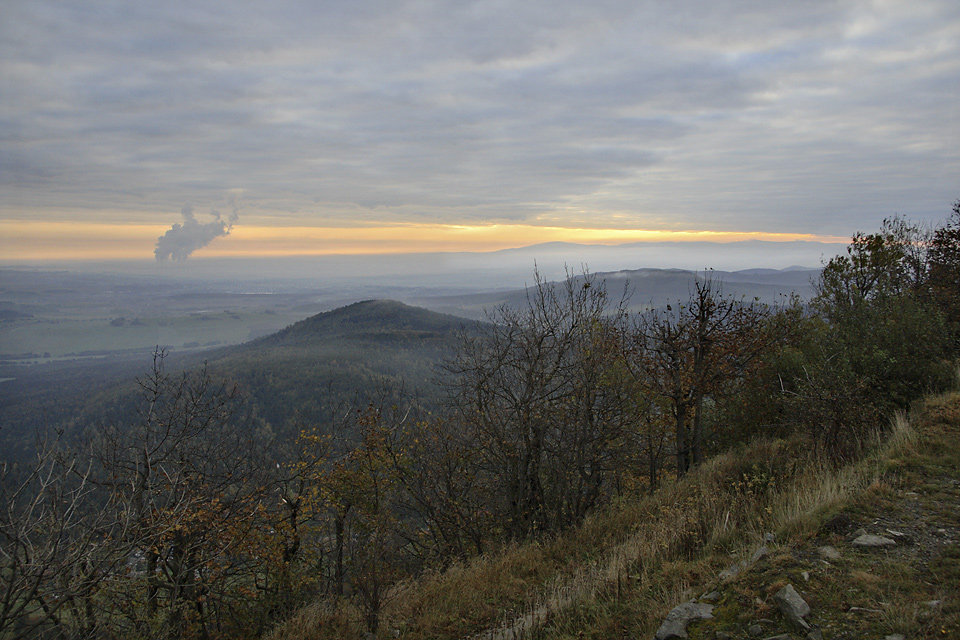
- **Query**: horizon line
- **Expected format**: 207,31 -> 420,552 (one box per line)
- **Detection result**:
0,220 -> 848,262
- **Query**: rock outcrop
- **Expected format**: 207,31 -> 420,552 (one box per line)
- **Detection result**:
652,601 -> 714,640
851,533 -> 897,547
774,583 -> 811,630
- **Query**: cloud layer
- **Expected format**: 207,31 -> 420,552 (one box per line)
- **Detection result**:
1,0 -> 958,242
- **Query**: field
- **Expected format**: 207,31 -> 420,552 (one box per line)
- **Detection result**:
0,309 -> 305,360
0,269 -> 357,361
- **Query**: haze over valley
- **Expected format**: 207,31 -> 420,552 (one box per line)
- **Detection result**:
0,239 -> 833,363
0,243 -> 824,464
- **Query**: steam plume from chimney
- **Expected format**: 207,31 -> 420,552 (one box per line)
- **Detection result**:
154,204 -> 236,261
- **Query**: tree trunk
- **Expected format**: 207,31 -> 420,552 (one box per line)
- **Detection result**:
675,405 -> 689,476
691,392 -> 704,466
334,507 -> 347,597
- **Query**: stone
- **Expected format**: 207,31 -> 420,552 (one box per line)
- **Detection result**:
884,635 -> 906,640
774,584 -> 811,630
654,601 -> 714,640
750,545 -> 769,563
747,624 -> 764,636
801,570 -> 810,581
884,529 -> 913,544
817,545 -> 841,560
715,632 -> 733,640
699,591 -> 722,603
762,635 -> 793,640
852,534 -> 897,547
807,629 -> 824,640
764,532 -> 776,544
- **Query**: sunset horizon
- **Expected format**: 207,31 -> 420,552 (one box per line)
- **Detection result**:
0,219 -> 850,262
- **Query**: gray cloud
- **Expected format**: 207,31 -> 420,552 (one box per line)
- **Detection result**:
1,0 -> 959,239
154,204 -> 235,261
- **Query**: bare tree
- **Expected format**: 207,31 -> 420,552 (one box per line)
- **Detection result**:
628,275 -> 776,475
86,350 -> 273,639
444,270 -> 631,539
0,432 -> 131,639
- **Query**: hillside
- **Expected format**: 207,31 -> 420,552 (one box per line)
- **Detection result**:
207,300 -> 473,430
270,387 -> 960,640
675,394 -> 960,640
0,299 -> 474,458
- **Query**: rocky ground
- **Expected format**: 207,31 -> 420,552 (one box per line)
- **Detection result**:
655,393 -> 960,640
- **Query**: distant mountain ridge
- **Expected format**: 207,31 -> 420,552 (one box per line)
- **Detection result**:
8,239 -> 842,288
408,266 -> 819,320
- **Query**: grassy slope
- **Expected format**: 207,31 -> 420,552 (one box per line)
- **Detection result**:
680,393 -> 960,640
269,389 -> 960,640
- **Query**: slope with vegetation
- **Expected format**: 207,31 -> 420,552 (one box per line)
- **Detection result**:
0,299 -> 471,462
270,382 -> 960,640
2,203 -> 959,639
208,299 -> 472,432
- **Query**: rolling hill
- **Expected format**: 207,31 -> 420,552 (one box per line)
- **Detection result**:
0,300 -> 476,459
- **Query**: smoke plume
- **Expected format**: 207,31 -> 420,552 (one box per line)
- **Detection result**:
154,204 -> 236,261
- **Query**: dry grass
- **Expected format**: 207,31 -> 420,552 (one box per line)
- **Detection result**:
267,437 -> 835,639
267,601 -> 354,640
267,388 -> 960,640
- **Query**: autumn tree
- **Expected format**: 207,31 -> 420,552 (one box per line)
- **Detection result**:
86,350 -> 276,639
444,270 -> 632,540
815,216 -> 933,318
0,433 -> 131,640
379,413 -> 490,561
814,215 -> 954,409
312,403 -> 415,634
628,275 -> 778,475
620,380 -> 671,492
929,200 -> 960,344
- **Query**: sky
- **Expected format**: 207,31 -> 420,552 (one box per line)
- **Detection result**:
1,0 -> 958,262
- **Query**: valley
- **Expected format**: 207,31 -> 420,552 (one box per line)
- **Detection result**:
0,263 -> 818,362
0,262 -> 819,466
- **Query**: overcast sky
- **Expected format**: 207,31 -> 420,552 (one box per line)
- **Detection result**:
1,0 -> 958,260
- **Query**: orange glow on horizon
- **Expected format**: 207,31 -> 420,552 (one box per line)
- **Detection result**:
0,220 -> 847,261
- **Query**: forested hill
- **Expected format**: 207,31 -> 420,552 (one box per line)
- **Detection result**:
206,300 -> 474,430
0,300 -> 474,460
250,298 -> 472,347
